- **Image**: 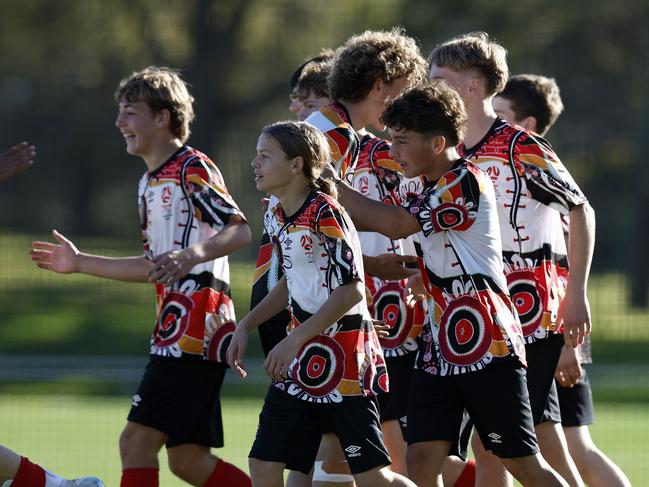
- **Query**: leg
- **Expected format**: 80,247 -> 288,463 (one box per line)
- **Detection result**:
382,420 -> 408,476
441,456 -> 475,487
167,444 -> 218,485
286,469 -> 313,487
470,431 -> 512,487
0,446 -> 21,483
563,426 -> 631,487
119,421 -> 166,469
535,421 -> 584,487
353,465 -> 416,487
313,433 -> 354,487
501,453 -> 569,487
406,441 -> 450,487
249,459 -> 285,487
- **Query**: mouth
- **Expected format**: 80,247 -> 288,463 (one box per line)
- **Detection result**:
122,133 -> 135,143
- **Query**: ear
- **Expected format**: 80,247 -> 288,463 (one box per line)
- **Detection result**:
431,134 -> 447,154
155,109 -> 171,129
290,155 -> 304,174
520,115 -> 538,133
467,76 -> 482,94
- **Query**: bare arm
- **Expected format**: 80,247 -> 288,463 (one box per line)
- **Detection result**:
335,179 -> 420,239
226,275 -> 289,377
30,230 -> 152,282
263,280 -> 365,381
559,202 -> 596,347
147,216 -> 252,284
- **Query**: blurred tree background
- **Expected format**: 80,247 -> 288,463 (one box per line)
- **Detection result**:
0,0 -> 648,301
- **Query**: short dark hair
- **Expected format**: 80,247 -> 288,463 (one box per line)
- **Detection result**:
290,49 -> 335,90
381,83 -> 467,146
428,31 -> 508,96
328,27 -> 427,103
498,74 -> 564,136
296,56 -> 334,99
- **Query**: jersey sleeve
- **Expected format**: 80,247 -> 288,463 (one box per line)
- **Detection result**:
184,156 -> 247,228
401,168 -> 479,237
327,126 -> 360,182
515,134 -> 588,214
315,202 -> 362,286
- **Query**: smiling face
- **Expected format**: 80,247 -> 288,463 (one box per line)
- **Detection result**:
387,127 -> 435,179
252,133 -> 296,194
115,100 -> 162,158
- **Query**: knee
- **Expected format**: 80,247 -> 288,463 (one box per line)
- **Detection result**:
118,424 -> 162,466
167,455 -> 194,481
249,458 -> 283,487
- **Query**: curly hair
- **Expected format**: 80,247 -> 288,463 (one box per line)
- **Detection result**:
328,27 -> 427,103
115,66 -> 195,143
428,31 -> 509,96
262,121 -> 336,198
381,82 -> 467,146
498,74 -> 564,136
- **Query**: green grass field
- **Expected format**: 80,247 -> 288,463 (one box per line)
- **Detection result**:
1,393 -> 647,486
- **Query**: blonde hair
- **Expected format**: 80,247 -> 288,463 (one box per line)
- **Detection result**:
262,121 -> 337,198
115,66 -> 195,143
428,32 -> 509,96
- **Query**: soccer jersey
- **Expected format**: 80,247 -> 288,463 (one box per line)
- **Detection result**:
263,190 -> 388,403
137,146 -> 246,362
305,102 -> 360,182
353,133 -> 425,357
459,119 -> 588,343
388,159 -> 526,376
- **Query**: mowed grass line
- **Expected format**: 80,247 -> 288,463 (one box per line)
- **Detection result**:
0,393 -> 264,486
1,394 -> 647,486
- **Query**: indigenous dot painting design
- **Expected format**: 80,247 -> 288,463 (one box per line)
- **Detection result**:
154,291 -> 194,347
289,334 -> 345,399
506,269 -> 545,338
438,295 -> 494,367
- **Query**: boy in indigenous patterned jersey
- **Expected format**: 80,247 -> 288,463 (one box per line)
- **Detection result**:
429,32 -> 595,487
494,74 -> 630,487
329,84 -> 570,487
227,121 -> 416,487
30,67 -> 252,487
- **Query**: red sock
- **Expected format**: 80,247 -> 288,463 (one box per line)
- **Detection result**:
202,459 -> 251,487
454,458 -> 476,487
11,457 -> 46,487
120,467 -> 159,487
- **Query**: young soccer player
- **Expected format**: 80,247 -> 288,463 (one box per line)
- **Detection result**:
288,50 -> 335,119
227,120 -> 415,487
0,146 -> 105,487
328,83 -> 569,487
494,74 -> 631,487
428,32 -> 595,487
30,66 -> 252,487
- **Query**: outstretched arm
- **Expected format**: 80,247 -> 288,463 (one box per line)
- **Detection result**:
0,142 -> 35,182
559,203 -> 596,347
335,178 -> 420,239
30,230 -> 152,282
147,216 -> 252,285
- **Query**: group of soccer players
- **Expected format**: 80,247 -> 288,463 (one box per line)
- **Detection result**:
0,26 -> 632,487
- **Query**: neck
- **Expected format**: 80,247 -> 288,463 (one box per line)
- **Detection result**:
424,147 -> 461,182
144,139 -> 184,172
340,101 -> 372,131
273,182 -> 312,217
463,97 -> 498,149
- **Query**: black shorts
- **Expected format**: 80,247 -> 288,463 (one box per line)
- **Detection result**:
407,359 -> 538,459
557,368 -> 595,427
127,356 -> 227,448
525,333 -> 563,425
377,352 -> 416,435
250,386 -> 391,475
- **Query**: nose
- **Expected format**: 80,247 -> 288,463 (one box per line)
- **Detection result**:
115,112 -> 125,128
388,145 -> 398,160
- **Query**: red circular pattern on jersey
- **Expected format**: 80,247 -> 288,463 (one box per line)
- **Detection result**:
439,295 -> 493,366
506,270 -> 545,337
154,291 -> 194,347
372,282 -> 413,351
290,335 -> 345,398
207,321 -> 236,362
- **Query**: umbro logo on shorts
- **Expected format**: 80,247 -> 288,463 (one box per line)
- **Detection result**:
132,394 -> 142,407
488,432 -> 502,444
400,415 -> 408,428
345,445 -> 362,457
